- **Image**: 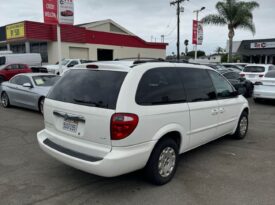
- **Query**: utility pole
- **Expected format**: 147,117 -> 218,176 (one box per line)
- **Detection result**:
170,0 -> 188,61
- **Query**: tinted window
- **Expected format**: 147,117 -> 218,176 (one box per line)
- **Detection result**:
178,68 -> 216,102
32,75 -> 60,86
243,66 -> 265,73
11,76 -> 31,85
48,70 -> 127,110
67,61 -> 79,67
136,68 -> 186,105
208,70 -> 235,98
223,72 -> 240,79
265,71 -> 275,78
11,64 -> 19,69
0,57 -> 5,66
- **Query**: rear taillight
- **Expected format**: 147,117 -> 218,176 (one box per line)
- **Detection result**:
259,74 -> 264,78
240,73 -> 245,77
111,113 -> 139,140
255,82 -> 263,85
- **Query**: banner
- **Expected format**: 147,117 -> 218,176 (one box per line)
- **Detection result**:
6,23 -> 25,40
58,0 -> 74,25
197,21 -> 203,45
43,0 -> 58,25
192,20 -> 198,45
192,20 -> 203,45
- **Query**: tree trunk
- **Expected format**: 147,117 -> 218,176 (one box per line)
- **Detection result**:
228,29 -> 235,63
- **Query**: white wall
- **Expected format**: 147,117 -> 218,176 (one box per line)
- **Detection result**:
47,42 -> 166,64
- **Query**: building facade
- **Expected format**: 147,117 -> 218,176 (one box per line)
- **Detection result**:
229,38 -> 275,64
0,19 -> 167,64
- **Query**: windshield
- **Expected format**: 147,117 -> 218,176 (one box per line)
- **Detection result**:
47,70 -> 127,109
32,75 -> 60,86
243,66 -> 265,73
55,59 -> 70,66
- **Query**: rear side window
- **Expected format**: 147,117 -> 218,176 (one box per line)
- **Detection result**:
136,68 -> 186,105
178,68 -> 216,102
0,57 -> 5,66
243,66 -> 265,73
223,72 -> 240,79
265,71 -> 275,78
269,66 -> 275,71
48,70 -> 127,110
208,70 -> 235,98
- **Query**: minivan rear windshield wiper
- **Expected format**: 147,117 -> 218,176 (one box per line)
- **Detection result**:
73,99 -> 108,108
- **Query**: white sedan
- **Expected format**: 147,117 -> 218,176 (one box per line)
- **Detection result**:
253,71 -> 275,102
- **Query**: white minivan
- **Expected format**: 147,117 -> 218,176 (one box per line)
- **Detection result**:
37,62 -> 249,185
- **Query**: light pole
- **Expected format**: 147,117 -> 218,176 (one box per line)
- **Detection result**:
193,6 -> 205,61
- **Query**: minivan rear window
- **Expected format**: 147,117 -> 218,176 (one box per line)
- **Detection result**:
0,57 -> 5,66
243,66 -> 265,73
47,70 -> 127,109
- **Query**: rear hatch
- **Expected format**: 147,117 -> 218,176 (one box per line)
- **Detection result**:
44,69 -> 127,155
242,66 -> 266,80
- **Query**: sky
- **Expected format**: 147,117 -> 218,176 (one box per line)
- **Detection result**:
0,0 -> 274,55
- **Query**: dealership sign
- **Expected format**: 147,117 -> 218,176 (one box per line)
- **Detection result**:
251,42 -> 275,49
6,22 -> 25,40
43,0 -> 58,25
59,0 -> 74,25
192,20 -> 203,45
43,0 -> 74,25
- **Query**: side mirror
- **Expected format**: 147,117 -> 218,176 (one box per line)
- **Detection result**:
23,83 -> 33,88
232,90 -> 239,97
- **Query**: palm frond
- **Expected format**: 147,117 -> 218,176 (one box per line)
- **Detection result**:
201,14 -> 227,26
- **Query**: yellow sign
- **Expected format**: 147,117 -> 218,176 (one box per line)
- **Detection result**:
6,22 -> 25,40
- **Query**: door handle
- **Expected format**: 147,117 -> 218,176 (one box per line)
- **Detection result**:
219,108 -> 225,114
211,109 -> 219,115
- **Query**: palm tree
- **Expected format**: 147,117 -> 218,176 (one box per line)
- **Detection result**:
202,0 -> 259,62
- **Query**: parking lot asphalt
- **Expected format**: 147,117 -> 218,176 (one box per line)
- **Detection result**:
0,99 -> 275,205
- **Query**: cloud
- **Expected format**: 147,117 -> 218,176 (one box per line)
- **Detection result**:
0,0 -> 272,55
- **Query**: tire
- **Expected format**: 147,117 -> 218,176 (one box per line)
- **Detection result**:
144,138 -> 179,185
0,76 -> 5,84
232,111 -> 249,140
1,92 -> 10,108
39,97 -> 45,115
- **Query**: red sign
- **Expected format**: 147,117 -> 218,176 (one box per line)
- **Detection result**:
43,0 -> 58,25
192,20 -> 198,45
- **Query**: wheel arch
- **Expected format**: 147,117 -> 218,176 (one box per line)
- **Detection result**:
151,124 -> 188,154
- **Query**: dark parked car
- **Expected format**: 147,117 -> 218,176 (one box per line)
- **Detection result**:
0,64 -> 32,83
219,70 -> 254,97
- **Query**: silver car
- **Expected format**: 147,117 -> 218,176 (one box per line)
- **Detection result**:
0,73 -> 60,114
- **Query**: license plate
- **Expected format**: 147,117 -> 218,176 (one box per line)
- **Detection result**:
248,74 -> 256,78
63,119 -> 78,133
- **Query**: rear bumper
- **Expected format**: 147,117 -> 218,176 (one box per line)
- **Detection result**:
253,90 -> 275,99
37,130 -> 156,177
